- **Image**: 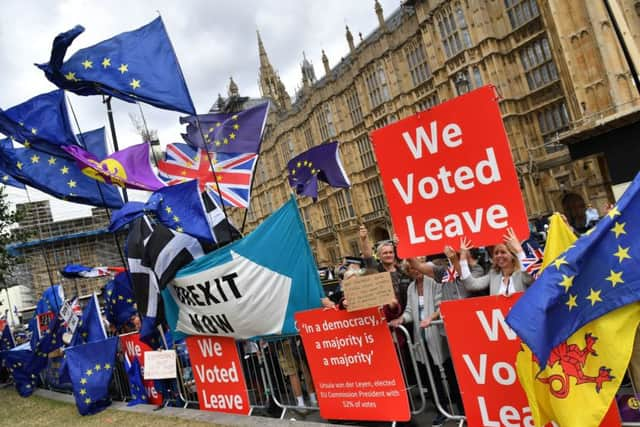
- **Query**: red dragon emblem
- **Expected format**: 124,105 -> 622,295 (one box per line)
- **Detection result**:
534,333 -> 614,399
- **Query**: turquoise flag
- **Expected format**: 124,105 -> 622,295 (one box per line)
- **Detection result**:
162,196 -> 323,339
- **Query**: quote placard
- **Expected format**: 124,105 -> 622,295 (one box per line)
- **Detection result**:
342,272 -> 395,312
143,350 -> 177,380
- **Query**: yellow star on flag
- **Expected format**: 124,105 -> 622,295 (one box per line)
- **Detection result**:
614,245 -> 631,263
173,215 -> 180,222
130,79 -> 141,90
95,364 -> 101,371
552,256 -> 568,270
68,180 -> 77,188
64,71 -> 77,81
176,226 -> 184,232
30,154 -> 39,164
586,288 -> 603,306
85,397 -> 91,404
48,157 -> 56,165
118,64 -> 128,73
23,140 -> 30,148
104,363 -> 111,370
31,128 -> 37,135
16,161 -> 22,170
606,270 -> 624,287
61,166 -> 69,174
86,369 -> 93,376
607,206 -> 621,219
165,206 -> 172,214
2,176 -> 8,181
611,222 -> 626,238
82,59 -> 93,69
80,377 -> 87,384
223,138 -> 228,144
229,132 -> 236,140
79,388 -> 87,395
233,123 -> 240,130
558,274 -> 574,293
565,294 -> 578,311
102,57 -> 111,68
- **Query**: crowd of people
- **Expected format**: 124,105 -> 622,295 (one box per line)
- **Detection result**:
322,222 -> 549,426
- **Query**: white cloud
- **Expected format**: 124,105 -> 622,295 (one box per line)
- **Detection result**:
0,0 -> 399,219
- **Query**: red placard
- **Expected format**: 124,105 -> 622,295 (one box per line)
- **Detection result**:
440,294 -> 620,427
0,319 -> 6,332
295,307 -> 410,422
119,332 -> 163,405
185,336 -> 250,415
370,85 -> 529,258
37,311 -> 55,337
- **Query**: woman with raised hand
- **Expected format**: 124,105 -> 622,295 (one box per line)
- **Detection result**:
458,228 -> 534,296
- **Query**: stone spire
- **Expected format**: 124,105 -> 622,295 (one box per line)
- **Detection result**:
256,30 -> 290,110
228,76 -> 239,97
301,51 -> 316,87
375,0 -> 386,29
321,49 -> 330,75
346,25 -> 355,52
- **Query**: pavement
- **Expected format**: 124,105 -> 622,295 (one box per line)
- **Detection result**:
34,388 -> 464,426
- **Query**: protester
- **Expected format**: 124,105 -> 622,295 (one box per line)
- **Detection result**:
390,261 -> 462,427
585,202 -> 600,229
457,228 -> 534,295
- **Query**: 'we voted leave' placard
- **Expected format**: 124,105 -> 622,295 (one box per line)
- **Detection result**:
371,85 -> 529,257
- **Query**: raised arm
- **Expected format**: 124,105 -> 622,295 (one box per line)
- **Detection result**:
359,224 -> 372,259
458,237 -> 490,291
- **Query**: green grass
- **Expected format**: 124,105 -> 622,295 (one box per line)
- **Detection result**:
0,387 -> 224,426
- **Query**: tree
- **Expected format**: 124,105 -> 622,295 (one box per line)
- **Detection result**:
0,185 -> 31,288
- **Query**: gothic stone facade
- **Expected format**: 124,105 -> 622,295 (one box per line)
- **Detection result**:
232,0 -> 640,266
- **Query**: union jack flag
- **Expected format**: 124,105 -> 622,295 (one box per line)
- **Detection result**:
441,260 -> 459,283
521,241 -> 544,279
157,143 -> 257,208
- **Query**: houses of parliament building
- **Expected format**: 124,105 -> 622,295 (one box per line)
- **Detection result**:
226,0 -> 640,267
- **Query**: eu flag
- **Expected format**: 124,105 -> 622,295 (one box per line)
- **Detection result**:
37,17 -> 196,115
180,102 -> 269,153
2,349 -> 40,397
124,354 -> 148,406
62,336 -> 118,415
287,141 -> 351,200
0,169 -> 25,189
103,272 -> 137,330
1,322 -> 15,351
145,179 -> 240,243
507,171 -> 640,367
0,139 -> 123,209
70,293 -> 107,346
0,90 -> 78,157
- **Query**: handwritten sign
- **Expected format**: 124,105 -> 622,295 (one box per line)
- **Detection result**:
143,350 -> 177,380
342,272 -> 395,312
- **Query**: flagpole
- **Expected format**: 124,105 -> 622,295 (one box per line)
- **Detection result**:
239,153 -> 261,235
66,96 -> 130,286
136,102 -> 160,167
103,96 -> 129,203
24,186 -> 59,312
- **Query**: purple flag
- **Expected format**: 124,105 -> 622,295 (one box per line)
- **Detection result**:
180,102 -> 269,153
287,141 -> 350,200
63,142 -> 165,191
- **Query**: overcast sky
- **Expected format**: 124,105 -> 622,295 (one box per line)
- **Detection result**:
0,0 -> 399,220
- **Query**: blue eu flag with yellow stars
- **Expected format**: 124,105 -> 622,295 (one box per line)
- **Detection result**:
0,138 -> 123,209
124,354 -> 147,406
103,272 -> 137,330
2,349 -> 40,397
0,90 -> 78,157
180,101 -> 269,153
507,171 -> 640,367
287,141 -> 351,200
0,169 -> 25,189
1,322 -> 15,351
61,336 -> 118,415
70,293 -> 107,347
37,17 -> 196,115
